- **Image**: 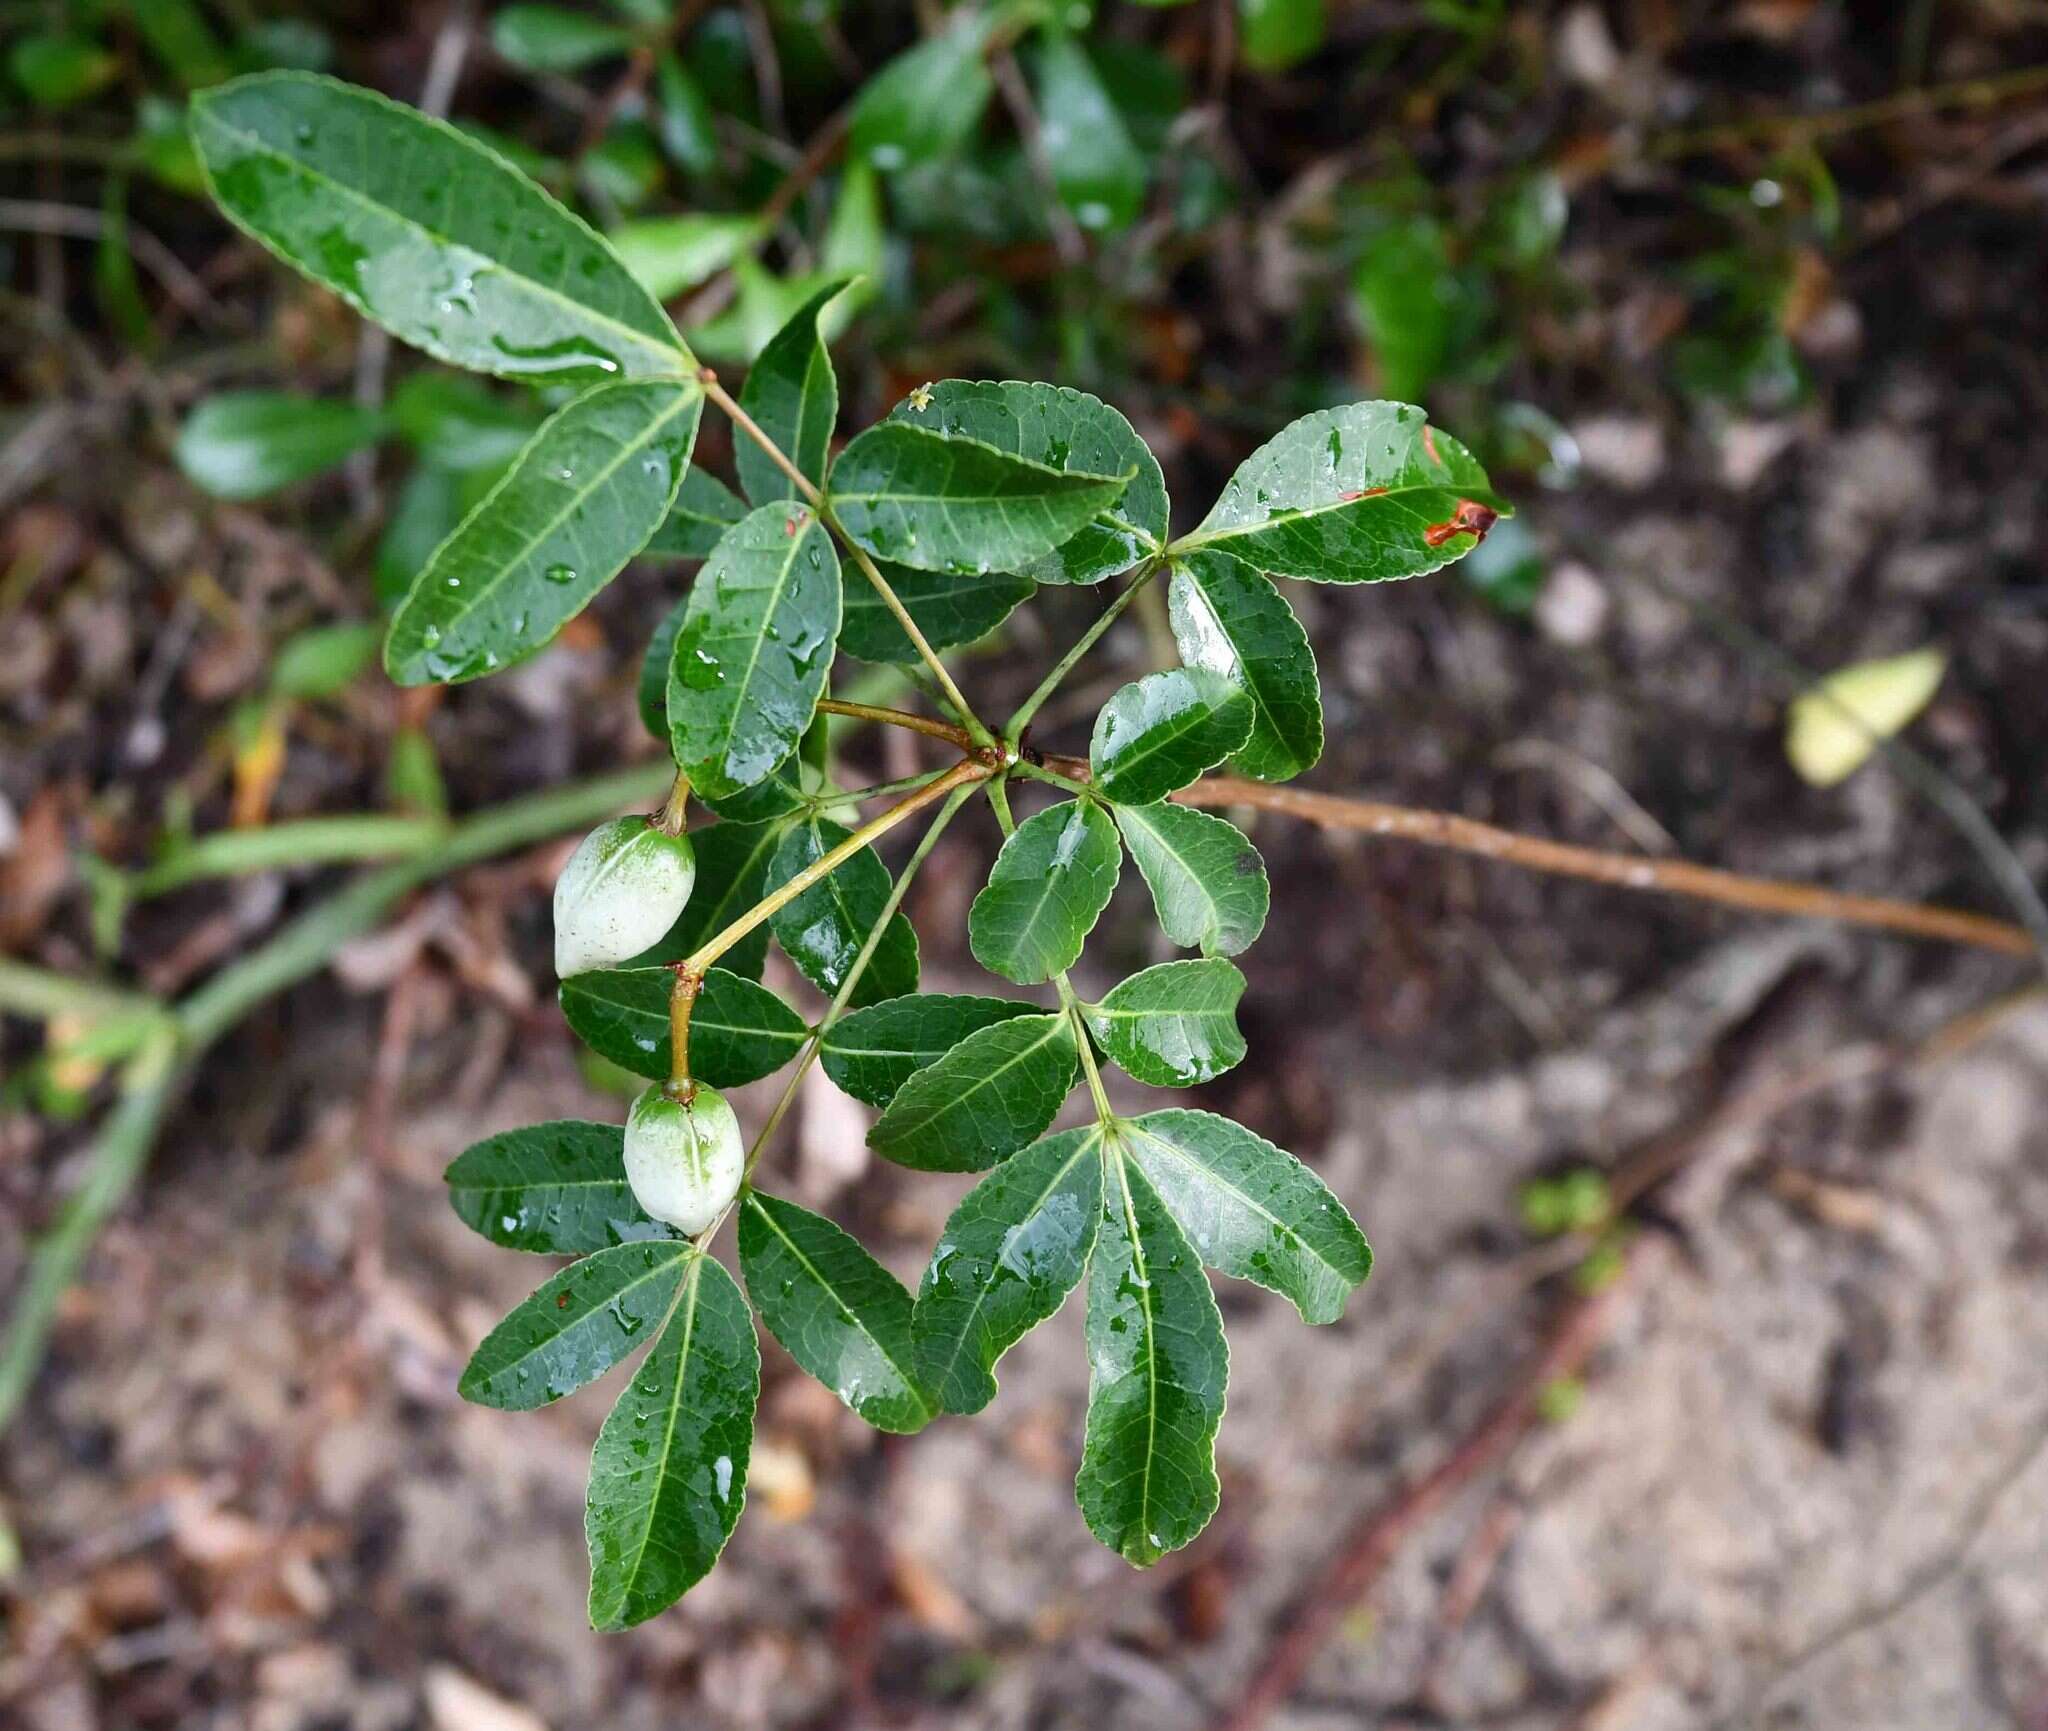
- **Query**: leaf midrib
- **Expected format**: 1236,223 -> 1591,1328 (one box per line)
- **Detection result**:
1124,1119 -> 1349,1289
1177,478 -> 1451,552
1109,1145 -> 1164,1551
1100,692 -> 1245,796
608,1254 -> 704,1612
394,384 -> 699,666
685,518 -> 830,784
746,1196 -> 929,1423
472,1243 -> 688,1392
988,807 -> 1105,974
879,1017 -> 1073,1147
192,94 -> 690,378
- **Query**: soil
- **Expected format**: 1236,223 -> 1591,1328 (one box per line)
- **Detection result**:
5,7 -> 2048,1730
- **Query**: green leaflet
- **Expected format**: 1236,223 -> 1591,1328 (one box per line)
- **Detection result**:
1119,1109 -> 1372,1325
868,1013 -> 1079,1172
459,1239 -> 691,1410
1176,401 -> 1509,583
386,381 -> 701,684
692,754 -> 809,824
638,595 -> 688,740
1034,34 -> 1146,236
968,799 -> 1121,985
828,420 -> 1131,576
388,372 -> 540,473
492,4 -> 635,71
1238,0 -> 1325,72
738,1192 -> 932,1433
1168,550 -> 1324,783
666,502 -> 841,800
445,1120 -> 666,1254
1351,214 -> 1459,406
1085,959 -> 1247,1088
913,1125 -> 1105,1414
191,72 -> 691,384
765,816 -> 920,1008
559,966 -> 808,1087
1076,1147 -> 1227,1565
1114,802 -> 1269,957
839,562 -> 1036,662
1089,668 -> 1254,806
737,277 -> 851,504
586,1254 -> 758,1630
887,380 -> 1167,584
849,10 -> 996,172
821,993 -> 1042,1109
643,464 -> 747,558
631,819 -> 786,980
174,391 -> 385,499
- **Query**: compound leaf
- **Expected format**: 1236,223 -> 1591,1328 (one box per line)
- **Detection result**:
820,993 -> 1041,1109
1119,1108 -> 1372,1324
968,798 -> 1121,985
445,1120 -> 666,1254
869,1013 -> 1078,1172
460,1239 -> 691,1410
1076,1149 -> 1226,1566
1089,669 -> 1253,806
1178,401 -> 1509,583
888,380 -> 1166,584
1085,959 -> 1246,1088
191,71 -> 691,383
1114,802 -> 1268,957
739,1192 -> 932,1433
1168,550 -> 1323,782
766,816 -> 920,1007
828,419 -> 1129,576
736,277 -> 850,504
387,380 -> 701,684
559,966 -> 808,1087
586,1254 -> 758,1630
666,502 -> 840,800
913,1125 -> 1105,1414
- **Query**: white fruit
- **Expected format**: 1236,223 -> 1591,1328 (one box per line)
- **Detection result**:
623,1085 -> 745,1235
552,816 -> 695,978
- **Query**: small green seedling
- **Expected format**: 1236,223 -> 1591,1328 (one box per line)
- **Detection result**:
191,70 -> 1509,1628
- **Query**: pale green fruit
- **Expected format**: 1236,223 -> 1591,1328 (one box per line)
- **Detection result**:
553,816 -> 695,978
623,1084 -> 744,1235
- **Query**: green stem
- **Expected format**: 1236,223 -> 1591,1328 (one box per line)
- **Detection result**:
1011,758 -> 1093,799
1004,558 -> 1162,741
699,371 -> 995,749
129,813 -> 452,898
679,758 -> 987,976
0,961 -> 164,1026
0,759 -> 676,1437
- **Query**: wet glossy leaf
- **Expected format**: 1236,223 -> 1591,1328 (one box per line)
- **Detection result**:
821,993 -> 1041,1109
1177,401 -> 1509,583
1120,1108 -> 1371,1324
913,1125 -> 1104,1414
174,391 -> 386,499
739,1192 -> 932,1433
692,756 -> 809,824
1085,960 -> 1246,1088
638,596 -> 688,739
1168,550 -> 1323,782
560,966 -> 808,1087
633,819 -> 786,979
889,380 -> 1166,584
849,11 -> 996,172
1076,1150 -> 1226,1565
1114,802 -> 1268,956
460,1239 -> 691,1409
1090,669 -> 1253,807
386,380 -> 701,684
1034,34 -> 1145,235
968,799 -> 1121,985
839,562 -> 1035,661
737,277 -> 851,504
644,464 -> 747,558
491,4 -> 635,71
445,1120 -> 669,1253
869,1014 -> 1078,1172
766,816 -> 920,1007
191,72 -> 692,383
666,503 -> 840,800
828,420 -> 1131,576
586,1254 -> 758,1630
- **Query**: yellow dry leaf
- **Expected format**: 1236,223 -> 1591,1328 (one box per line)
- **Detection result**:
1785,648 -> 1945,787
